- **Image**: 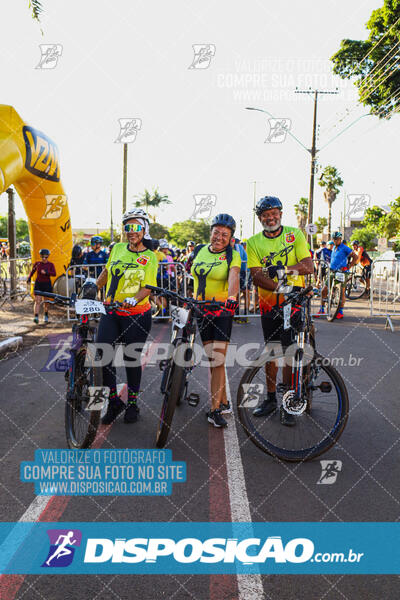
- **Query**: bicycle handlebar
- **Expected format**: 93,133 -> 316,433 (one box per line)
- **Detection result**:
145,284 -> 225,311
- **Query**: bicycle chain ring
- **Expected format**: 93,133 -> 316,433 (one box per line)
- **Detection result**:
282,389 -> 307,416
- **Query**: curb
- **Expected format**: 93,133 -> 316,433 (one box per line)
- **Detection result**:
0,336 -> 23,357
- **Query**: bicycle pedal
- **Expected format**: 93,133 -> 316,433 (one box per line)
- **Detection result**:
187,393 -> 200,407
319,381 -> 332,393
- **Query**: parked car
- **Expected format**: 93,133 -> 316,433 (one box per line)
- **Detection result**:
373,250 -> 400,279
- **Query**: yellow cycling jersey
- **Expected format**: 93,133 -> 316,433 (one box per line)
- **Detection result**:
247,226 -> 310,314
191,245 -> 241,301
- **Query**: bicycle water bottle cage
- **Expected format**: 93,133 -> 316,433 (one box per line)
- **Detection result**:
187,393 -> 200,407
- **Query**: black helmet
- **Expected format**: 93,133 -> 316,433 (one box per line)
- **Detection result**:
71,244 -> 82,259
255,196 -> 282,216
352,239 -> 359,246
79,278 -> 98,300
39,248 -> 50,256
211,213 -> 236,234
332,231 -> 343,240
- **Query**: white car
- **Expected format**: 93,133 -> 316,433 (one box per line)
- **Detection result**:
373,250 -> 400,279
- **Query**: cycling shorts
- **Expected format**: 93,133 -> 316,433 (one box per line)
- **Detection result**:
363,264 -> 371,279
261,309 -> 296,348
34,281 -> 53,295
196,313 -> 233,343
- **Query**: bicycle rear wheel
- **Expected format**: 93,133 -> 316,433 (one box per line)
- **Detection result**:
65,347 -> 102,449
237,353 -> 349,461
345,276 -> 366,299
156,361 -> 186,448
327,283 -> 341,321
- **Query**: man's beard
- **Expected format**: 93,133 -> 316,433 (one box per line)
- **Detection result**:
263,218 -> 281,233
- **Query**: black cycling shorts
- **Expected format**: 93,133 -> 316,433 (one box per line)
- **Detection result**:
197,313 -> 233,343
34,281 -> 53,295
261,309 -> 296,348
363,264 -> 371,279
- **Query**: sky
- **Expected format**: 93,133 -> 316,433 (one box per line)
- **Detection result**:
0,0 -> 399,239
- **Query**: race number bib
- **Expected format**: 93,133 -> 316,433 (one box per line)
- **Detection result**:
75,299 -> 106,315
335,272 -> 345,282
170,305 -> 189,329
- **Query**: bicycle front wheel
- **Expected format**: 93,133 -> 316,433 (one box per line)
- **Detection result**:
237,353 -> 349,461
327,283 -> 342,321
345,276 -> 366,300
156,362 -> 186,448
65,347 -> 102,449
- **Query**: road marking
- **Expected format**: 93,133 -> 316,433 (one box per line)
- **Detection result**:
224,368 -> 265,600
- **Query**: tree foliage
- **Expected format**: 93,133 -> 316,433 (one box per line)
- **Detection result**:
315,216 -> 328,233
29,0 -> 43,22
331,0 -> 400,118
318,166 -> 344,236
149,222 -> 169,240
134,188 -> 171,222
294,197 -> 308,230
0,216 -> 29,241
169,220 -> 210,247
350,227 -> 377,249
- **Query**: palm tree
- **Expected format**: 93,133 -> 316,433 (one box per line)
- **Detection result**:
134,188 -> 171,223
294,197 -> 308,231
30,1 -> 43,21
318,166 -> 343,237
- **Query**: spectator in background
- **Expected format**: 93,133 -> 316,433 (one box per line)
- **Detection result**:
83,236 -> 108,278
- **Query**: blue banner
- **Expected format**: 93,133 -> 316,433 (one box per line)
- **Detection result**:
0,522 -> 398,574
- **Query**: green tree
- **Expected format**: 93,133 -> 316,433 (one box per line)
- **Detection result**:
30,0 -> 43,22
350,227 -> 376,250
315,216 -> 328,233
362,205 -> 386,231
169,220 -> 210,247
98,230 -> 111,246
16,218 -> 29,241
331,0 -> 400,118
0,216 -> 7,238
294,197 -> 308,231
134,188 -> 171,223
318,166 -> 344,237
149,222 -> 169,240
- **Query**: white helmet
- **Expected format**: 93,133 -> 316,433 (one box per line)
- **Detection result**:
159,239 -> 169,249
122,207 -> 150,225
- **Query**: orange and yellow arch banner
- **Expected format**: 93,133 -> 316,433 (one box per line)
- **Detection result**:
0,105 -> 72,279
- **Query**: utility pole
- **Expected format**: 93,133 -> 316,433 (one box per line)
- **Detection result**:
294,88 -> 338,241
122,143 -> 128,214
6,187 -> 16,294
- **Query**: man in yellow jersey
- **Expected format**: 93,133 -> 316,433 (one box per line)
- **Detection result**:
247,196 -> 313,426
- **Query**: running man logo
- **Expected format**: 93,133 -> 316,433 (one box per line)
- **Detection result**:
23,126 -> 60,182
191,194 -> 217,220
35,44 -> 63,69
42,529 -> 82,567
188,44 -> 216,69
265,118 -> 291,143
40,332 -> 73,372
114,118 -> 142,144
42,195 -> 67,219
317,460 -> 342,485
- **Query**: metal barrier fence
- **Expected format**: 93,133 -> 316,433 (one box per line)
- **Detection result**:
370,259 -> 400,332
0,258 -> 32,305
60,258 -> 331,322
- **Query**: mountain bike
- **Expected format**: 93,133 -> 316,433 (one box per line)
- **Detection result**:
39,287 -> 125,449
327,270 -> 347,321
145,284 -> 224,448
237,285 -> 349,461
345,266 -> 366,300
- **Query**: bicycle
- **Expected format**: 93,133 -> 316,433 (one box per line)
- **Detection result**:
345,265 -> 366,300
39,286 -> 126,449
145,284 -> 224,448
327,270 -> 347,321
237,285 -> 349,461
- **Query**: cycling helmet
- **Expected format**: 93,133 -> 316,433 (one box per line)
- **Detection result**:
186,241 -> 195,247
352,240 -> 359,245
122,207 -> 150,225
255,196 -> 282,216
327,240 -> 334,245
71,244 -> 82,259
211,213 -> 236,234
39,248 -> 50,256
79,278 -> 98,300
91,236 -> 103,244
159,239 -> 169,249
332,231 -> 342,239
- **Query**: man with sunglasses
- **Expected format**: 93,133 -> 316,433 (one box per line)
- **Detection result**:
83,235 -> 109,278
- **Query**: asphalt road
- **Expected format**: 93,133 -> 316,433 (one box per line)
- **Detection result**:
0,299 -> 399,599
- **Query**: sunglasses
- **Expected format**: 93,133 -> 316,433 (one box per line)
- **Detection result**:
124,223 -> 143,232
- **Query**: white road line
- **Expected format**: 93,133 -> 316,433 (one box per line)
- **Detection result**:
224,369 -> 265,599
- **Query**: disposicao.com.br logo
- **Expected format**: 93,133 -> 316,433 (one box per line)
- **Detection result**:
83,536 -> 361,565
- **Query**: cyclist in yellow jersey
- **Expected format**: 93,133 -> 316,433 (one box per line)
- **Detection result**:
96,208 -> 157,425
247,196 -> 313,426
190,214 -> 240,428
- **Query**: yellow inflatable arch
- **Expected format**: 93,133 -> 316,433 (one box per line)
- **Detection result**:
0,105 -> 72,280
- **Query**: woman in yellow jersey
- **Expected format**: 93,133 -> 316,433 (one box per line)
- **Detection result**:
190,214 -> 240,428
96,208 -> 158,425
